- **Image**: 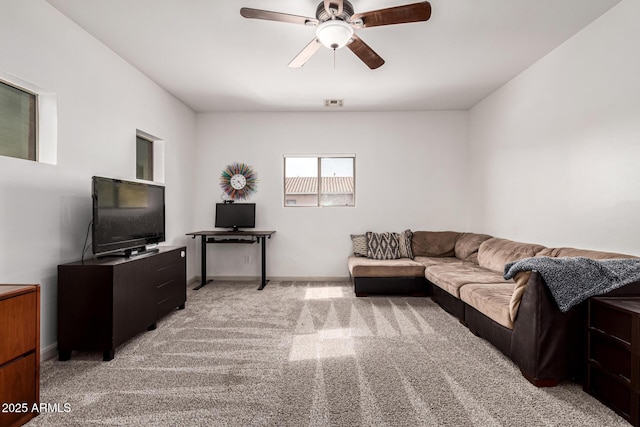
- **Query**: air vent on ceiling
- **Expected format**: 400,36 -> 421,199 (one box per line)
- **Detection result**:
324,99 -> 344,108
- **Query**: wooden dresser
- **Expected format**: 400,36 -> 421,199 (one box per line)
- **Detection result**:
585,297 -> 640,426
0,284 -> 40,427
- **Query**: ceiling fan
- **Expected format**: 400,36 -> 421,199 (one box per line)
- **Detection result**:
240,1 -> 432,69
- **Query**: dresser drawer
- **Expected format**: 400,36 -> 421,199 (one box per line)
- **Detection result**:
157,276 -> 183,301
156,275 -> 186,319
0,351 -> 38,427
589,299 -> 636,344
586,298 -> 640,426
156,294 -> 184,319
589,332 -> 632,380
0,292 -> 37,366
588,366 -> 637,422
147,250 -> 186,288
155,262 -> 185,286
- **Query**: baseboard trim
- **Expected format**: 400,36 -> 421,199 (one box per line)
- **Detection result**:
270,276 -> 350,282
196,275 -> 350,282
41,342 -> 58,361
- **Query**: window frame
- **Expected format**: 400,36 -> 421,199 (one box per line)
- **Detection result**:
0,70 -> 57,165
283,154 -> 356,208
135,129 -> 165,183
0,79 -> 37,161
136,134 -> 154,181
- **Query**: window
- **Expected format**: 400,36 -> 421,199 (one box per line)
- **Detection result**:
135,130 -> 165,183
0,70 -> 57,165
0,80 -> 37,161
136,135 -> 154,181
284,155 -> 355,207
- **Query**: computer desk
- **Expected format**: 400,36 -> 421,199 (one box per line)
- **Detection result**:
186,230 -> 276,290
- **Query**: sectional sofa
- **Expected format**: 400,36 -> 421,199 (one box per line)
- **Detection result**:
348,231 -> 640,386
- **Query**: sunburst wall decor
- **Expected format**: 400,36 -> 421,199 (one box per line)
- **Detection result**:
220,162 -> 258,200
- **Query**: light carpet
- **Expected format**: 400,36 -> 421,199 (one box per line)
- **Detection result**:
28,281 -> 625,426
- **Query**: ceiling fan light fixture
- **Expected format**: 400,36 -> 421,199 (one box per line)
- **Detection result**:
315,20 -> 354,50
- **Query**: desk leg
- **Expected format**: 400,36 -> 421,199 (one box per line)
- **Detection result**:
194,235 -> 213,290
258,236 -> 269,290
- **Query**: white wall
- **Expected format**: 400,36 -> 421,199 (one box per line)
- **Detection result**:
193,111 -> 470,279
0,1 -> 197,354
468,0 -> 640,254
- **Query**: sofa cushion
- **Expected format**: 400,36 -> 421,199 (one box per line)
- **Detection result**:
413,256 -> 463,269
460,282 -> 516,329
477,238 -> 546,273
366,232 -> 400,260
537,247 -> 638,260
411,231 -> 461,257
350,234 -> 368,257
425,262 -> 508,298
396,229 -> 414,259
455,233 -> 493,264
348,256 -> 425,278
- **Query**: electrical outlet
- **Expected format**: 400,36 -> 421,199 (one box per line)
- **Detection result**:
244,255 -> 252,264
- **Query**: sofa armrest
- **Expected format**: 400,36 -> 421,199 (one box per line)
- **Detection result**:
509,271 -> 583,385
511,272 -> 640,385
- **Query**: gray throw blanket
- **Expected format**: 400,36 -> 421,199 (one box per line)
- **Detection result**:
503,257 -> 640,312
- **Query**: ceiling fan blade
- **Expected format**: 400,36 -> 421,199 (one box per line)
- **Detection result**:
346,35 -> 385,69
288,38 -> 323,68
240,8 -> 318,26
350,1 -> 431,28
324,0 -> 343,16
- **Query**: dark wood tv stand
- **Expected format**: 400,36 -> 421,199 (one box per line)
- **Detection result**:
57,246 -> 186,361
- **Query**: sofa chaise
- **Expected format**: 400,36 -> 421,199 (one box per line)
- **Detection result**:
348,231 -> 640,387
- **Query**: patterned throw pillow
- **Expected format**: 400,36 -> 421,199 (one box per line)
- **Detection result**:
396,229 -> 414,259
350,234 -> 368,257
366,231 -> 401,260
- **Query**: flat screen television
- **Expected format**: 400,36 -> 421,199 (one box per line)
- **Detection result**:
215,203 -> 255,231
92,176 -> 165,256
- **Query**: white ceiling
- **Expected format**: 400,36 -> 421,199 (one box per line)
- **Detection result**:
46,0 -> 621,113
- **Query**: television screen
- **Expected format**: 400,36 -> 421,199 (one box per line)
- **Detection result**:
215,203 -> 255,231
92,176 -> 165,256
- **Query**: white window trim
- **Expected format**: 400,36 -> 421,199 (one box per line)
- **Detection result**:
284,153 -> 356,159
136,129 -> 165,184
0,70 -> 57,165
283,153 -> 356,208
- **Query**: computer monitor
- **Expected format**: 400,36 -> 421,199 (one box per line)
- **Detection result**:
214,203 -> 256,231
